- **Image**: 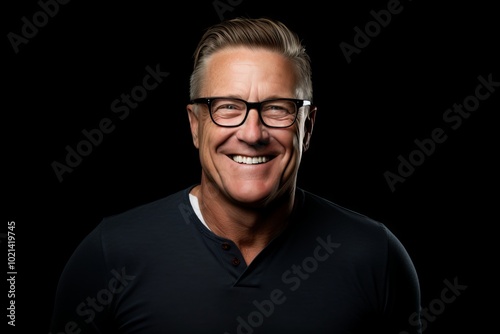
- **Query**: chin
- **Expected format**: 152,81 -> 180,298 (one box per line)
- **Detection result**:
226,178 -> 293,208
226,181 -> 276,205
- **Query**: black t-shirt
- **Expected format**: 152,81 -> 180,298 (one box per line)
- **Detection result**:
49,185 -> 422,333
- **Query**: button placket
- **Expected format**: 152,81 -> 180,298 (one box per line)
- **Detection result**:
221,242 -> 242,267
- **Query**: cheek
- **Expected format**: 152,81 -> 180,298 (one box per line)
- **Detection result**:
274,129 -> 303,162
197,116 -> 216,145
199,131 -> 214,154
198,122 -> 231,152
294,120 -> 308,151
288,124 -> 305,152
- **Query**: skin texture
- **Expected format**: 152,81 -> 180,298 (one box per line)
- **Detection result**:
186,46 -> 316,264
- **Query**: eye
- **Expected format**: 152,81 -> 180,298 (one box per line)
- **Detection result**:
218,103 -> 240,110
262,101 -> 295,114
212,99 -> 246,112
267,104 -> 287,111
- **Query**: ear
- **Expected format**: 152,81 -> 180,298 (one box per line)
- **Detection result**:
186,104 -> 200,149
303,105 -> 317,152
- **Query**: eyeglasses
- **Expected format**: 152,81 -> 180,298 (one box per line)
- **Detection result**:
190,97 -> 311,128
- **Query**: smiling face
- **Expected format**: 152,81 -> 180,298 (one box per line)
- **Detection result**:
187,46 -> 315,207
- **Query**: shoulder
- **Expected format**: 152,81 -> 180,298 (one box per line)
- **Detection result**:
295,188 -> 408,260
297,188 -> 388,235
295,188 -> 419,284
99,185 -> 194,234
70,186 -> 196,263
56,186 -> 197,282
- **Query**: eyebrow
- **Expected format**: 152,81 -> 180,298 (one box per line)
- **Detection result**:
206,95 -> 296,101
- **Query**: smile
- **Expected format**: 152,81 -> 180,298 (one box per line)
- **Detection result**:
231,155 -> 270,165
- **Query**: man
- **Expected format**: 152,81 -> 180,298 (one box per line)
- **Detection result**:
49,17 -> 422,333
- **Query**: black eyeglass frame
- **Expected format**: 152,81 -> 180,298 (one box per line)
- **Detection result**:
190,97 -> 312,128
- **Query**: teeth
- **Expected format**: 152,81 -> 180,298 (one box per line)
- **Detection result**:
232,155 -> 269,165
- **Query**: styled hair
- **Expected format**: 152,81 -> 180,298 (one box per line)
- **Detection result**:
189,17 -> 313,101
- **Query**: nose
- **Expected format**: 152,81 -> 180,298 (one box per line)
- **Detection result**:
236,108 -> 270,145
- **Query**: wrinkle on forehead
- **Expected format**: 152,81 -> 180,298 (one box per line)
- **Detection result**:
202,47 -> 298,100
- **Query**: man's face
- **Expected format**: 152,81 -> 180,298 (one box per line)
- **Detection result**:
187,47 -> 315,206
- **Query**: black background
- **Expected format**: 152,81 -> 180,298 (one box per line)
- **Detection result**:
4,0 -> 498,332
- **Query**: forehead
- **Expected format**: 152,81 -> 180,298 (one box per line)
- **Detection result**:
201,46 -> 298,98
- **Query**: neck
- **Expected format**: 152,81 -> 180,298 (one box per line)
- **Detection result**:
190,182 -> 295,265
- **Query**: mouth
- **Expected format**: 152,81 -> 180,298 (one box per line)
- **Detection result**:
230,155 -> 273,165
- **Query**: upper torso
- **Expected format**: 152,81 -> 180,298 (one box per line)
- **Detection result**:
49,185 -> 421,334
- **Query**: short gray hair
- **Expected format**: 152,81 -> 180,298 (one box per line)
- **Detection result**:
189,17 -> 313,101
